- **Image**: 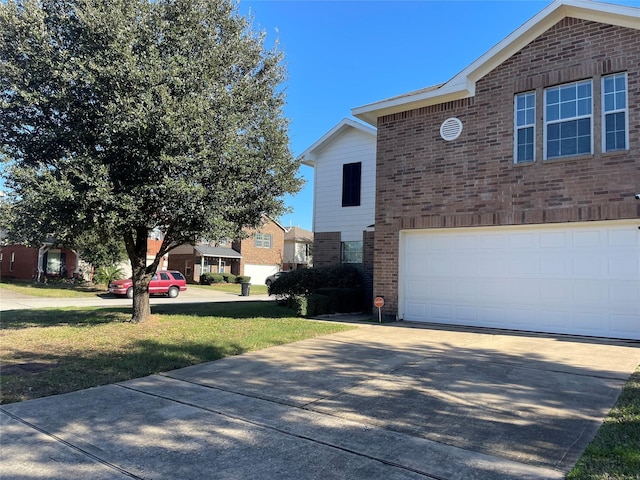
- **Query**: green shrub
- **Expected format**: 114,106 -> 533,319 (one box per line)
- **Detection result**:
235,275 -> 251,284
221,273 -> 236,283
200,272 -> 224,285
288,294 -> 330,317
315,287 -> 365,313
269,265 -> 363,298
93,265 -> 125,286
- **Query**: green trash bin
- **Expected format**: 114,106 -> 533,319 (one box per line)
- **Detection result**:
241,282 -> 251,296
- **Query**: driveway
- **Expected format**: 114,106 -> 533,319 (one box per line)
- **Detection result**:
1,322 -> 639,479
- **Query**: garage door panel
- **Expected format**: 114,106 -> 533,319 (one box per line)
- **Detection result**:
400,221 -> 640,340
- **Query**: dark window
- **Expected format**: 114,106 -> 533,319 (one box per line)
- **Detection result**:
342,162 -> 361,207
160,272 -> 170,280
171,271 -> 186,281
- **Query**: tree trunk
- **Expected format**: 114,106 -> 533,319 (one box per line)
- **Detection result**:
130,260 -> 152,323
124,227 -> 153,323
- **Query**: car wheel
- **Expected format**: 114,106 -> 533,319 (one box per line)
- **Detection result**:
126,287 -> 134,299
168,286 -> 179,298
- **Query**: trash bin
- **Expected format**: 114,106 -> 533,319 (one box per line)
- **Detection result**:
241,282 -> 251,296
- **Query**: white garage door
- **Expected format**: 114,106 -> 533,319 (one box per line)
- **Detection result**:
400,220 -> 640,340
244,264 -> 279,285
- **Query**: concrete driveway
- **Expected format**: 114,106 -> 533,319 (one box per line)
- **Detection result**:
2,322 -> 639,479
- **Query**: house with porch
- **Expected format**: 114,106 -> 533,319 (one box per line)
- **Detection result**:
168,217 -> 285,285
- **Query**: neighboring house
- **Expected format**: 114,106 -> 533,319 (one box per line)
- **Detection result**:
282,226 -> 313,270
168,243 -> 243,283
0,241 -> 81,282
117,238 -> 169,279
352,0 -> 640,339
298,118 -> 376,267
168,217 -> 285,285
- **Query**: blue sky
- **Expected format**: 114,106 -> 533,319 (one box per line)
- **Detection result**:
238,0 -> 640,231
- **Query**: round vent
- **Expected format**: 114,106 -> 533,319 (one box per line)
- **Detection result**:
440,117 -> 463,141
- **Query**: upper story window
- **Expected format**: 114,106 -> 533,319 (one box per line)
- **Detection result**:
544,80 -> 592,159
514,92 -> 535,163
602,73 -> 628,152
342,162 -> 361,207
254,233 -> 272,249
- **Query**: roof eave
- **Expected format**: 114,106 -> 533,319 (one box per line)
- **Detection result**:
296,118 -> 376,166
351,0 -> 640,126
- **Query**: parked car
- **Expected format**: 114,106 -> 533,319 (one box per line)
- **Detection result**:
265,271 -> 288,287
108,270 -> 187,299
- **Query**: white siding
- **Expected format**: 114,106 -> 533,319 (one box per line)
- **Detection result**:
313,128 -> 376,241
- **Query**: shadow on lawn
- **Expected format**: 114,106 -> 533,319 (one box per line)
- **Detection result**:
1,338 -> 247,404
0,301 -> 293,329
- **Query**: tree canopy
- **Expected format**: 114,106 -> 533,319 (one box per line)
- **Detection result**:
0,0 -> 302,321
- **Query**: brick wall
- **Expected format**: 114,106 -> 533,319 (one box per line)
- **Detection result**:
375,18 -> 640,315
234,219 -> 284,273
0,245 -> 38,280
313,231 -> 341,267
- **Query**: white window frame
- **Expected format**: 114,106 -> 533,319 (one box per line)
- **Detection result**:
602,72 -> 628,153
10,252 -> 15,272
254,233 -> 272,249
514,91 -> 536,163
544,80 -> 593,160
341,241 -> 363,264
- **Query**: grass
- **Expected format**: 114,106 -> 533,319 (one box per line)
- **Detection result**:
0,301 -> 355,404
191,282 -> 269,295
567,366 -> 640,480
0,279 -> 107,298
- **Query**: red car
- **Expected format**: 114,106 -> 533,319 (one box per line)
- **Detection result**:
108,270 -> 187,299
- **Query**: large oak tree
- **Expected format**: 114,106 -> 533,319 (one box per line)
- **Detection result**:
0,0 -> 302,322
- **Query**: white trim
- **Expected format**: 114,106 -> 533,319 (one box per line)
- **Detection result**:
543,79 -> 593,160
297,118 -> 376,167
352,0 -> 640,125
514,91 -> 536,164
601,72 -> 629,153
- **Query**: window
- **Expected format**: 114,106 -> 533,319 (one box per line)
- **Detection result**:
159,272 -> 170,280
342,162 -> 361,207
341,241 -> 363,264
10,252 -> 15,272
254,233 -> 272,248
514,92 -> 535,163
545,80 -> 592,159
602,73 -> 628,152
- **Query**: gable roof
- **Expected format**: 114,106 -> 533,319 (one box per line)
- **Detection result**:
352,0 -> 640,125
297,118 -> 377,167
284,226 -> 313,242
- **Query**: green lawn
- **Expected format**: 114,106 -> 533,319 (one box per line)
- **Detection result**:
0,279 -> 107,297
191,282 -> 269,295
0,301 -> 354,404
567,366 -> 640,480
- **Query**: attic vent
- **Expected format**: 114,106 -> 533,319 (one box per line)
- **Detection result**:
440,117 -> 463,141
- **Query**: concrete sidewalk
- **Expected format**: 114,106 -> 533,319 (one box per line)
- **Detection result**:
2,323 -> 639,479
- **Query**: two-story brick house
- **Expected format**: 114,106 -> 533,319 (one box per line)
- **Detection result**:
168,217 -> 285,285
353,0 -> 640,339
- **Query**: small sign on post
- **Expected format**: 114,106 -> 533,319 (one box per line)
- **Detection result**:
373,296 -> 384,323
